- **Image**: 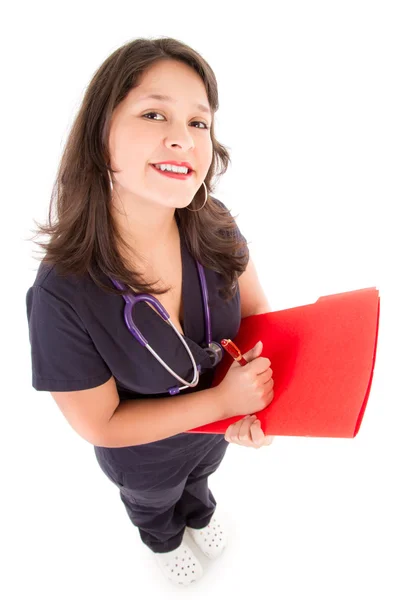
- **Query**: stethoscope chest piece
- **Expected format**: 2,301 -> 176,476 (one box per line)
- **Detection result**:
204,341 -> 223,368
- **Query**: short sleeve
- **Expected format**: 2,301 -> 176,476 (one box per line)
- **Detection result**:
26,285 -> 112,392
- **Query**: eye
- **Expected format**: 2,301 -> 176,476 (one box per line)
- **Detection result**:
143,111 -> 164,121
192,121 -> 209,130
142,112 -> 209,129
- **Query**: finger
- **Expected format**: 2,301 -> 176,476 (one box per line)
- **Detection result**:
247,355 -> 271,376
229,415 -> 251,438
230,415 -> 252,442
224,424 -> 233,442
250,420 -> 265,446
259,368 -> 273,384
242,341 -> 265,363
250,358 -> 271,375
238,415 -> 257,442
263,435 -> 274,446
265,389 -> 274,406
225,416 -> 251,442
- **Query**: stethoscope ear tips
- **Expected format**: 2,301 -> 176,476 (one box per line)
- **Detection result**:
168,386 -> 181,395
168,364 -> 202,395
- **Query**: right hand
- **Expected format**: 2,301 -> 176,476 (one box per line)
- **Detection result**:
217,341 -> 274,419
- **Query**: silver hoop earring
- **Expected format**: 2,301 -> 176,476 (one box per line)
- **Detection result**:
108,170 -> 114,193
186,181 -> 208,212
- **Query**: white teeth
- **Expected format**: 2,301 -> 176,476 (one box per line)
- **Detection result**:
154,164 -> 189,174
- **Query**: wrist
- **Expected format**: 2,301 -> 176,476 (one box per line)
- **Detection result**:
212,385 -> 229,420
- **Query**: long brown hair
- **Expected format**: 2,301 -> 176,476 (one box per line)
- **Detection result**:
29,36 -> 249,301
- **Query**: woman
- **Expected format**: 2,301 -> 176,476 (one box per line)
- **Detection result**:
26,37 -> 274,587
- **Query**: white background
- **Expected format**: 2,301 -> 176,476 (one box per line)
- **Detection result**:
3,1 -> 399,598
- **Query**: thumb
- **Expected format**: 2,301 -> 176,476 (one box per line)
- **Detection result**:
242,340 -> 263,362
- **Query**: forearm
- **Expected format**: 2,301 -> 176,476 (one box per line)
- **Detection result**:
98,386 -> 226,448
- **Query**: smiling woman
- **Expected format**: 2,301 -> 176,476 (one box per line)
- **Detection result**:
26,36 -> 264,588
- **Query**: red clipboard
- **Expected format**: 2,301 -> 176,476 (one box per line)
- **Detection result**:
187,287 -> 380,438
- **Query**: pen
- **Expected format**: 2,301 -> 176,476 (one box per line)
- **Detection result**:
221,339 -> 248,366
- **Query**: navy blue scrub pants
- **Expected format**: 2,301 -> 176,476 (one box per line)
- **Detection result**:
94,434 -> 229,553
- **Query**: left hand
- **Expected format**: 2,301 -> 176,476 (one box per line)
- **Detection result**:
224,415 -> 274,449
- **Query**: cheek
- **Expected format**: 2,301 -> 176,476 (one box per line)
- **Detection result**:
196,138 -> 213,172
205,139 -> 214,165
113,131 -> 153,173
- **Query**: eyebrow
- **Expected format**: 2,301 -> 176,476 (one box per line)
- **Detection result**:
135,93 -> 212,115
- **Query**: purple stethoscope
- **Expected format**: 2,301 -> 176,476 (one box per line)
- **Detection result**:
110,261 -> 223,395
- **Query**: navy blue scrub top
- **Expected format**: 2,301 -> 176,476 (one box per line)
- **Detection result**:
26,198 -> 248,452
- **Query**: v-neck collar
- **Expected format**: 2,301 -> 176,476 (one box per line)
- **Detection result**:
177,216 -> 186,336
140,215 -> 189,340
176,222 -> 213,359
178,229 -> 214,371
125,214 -> 214,372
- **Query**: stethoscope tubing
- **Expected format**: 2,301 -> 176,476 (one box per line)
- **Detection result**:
110,261 -> 222,394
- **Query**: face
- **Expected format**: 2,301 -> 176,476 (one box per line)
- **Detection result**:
108,59 -> 214,210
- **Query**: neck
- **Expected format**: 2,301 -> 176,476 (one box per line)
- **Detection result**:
111,196 -> 179,267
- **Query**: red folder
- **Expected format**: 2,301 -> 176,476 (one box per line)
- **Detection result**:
188,287 -> 380,439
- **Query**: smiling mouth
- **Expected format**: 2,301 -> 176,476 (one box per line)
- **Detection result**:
151,164 -> 194,174
150,164 -> 194,178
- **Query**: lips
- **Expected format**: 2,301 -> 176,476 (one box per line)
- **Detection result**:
151,162 -> 194,172
150,164 -> 194,179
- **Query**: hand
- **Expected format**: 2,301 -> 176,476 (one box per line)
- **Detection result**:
224,414 -> 274,449
217,341 -> 274,419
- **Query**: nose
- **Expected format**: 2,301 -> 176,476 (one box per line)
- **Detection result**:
164,123 -> 195,151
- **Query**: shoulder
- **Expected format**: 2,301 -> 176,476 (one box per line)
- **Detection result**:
28,260 -> 97,304
26,262 -> 112,392
26,261 -> 106,331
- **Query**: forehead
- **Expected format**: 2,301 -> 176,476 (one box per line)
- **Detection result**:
134,92 -> 211,115
125,60 -> 211,113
